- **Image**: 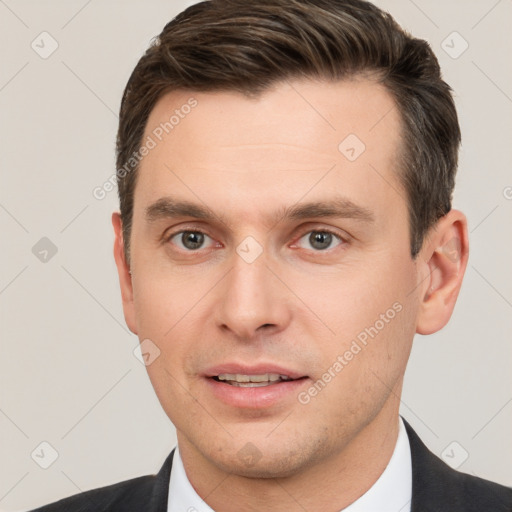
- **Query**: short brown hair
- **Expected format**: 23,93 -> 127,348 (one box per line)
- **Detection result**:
116,0 -> 460,260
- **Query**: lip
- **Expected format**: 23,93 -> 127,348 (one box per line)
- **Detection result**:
203,363 -> 309,409
204,363 -> 306,380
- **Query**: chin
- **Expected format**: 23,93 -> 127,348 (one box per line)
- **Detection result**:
213,451 -> 309,479
201,430 -> 332,480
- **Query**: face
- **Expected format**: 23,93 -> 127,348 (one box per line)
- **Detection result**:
116,78 -> 424,478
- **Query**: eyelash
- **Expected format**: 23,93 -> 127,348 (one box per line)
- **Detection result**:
164,227 -> 348,253
293,228 -> 346,251
166,229 -> 220,252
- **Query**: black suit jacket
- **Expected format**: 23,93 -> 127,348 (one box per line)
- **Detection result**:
30,420 -> 512,511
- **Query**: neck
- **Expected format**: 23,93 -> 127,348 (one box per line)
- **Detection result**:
177,405 -> 401,512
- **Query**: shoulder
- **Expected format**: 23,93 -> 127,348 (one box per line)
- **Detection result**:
29,475 -> 156,512
404,419 -> 512,511
425,454 -> 512,510
29,451 -> 174,512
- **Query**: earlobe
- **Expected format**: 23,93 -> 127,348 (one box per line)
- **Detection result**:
112,213 -> 138,335
415,210 -> 469,335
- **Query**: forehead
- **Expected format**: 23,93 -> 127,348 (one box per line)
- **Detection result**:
135,78 -> 404,222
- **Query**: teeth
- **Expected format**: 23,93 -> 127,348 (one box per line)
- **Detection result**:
216,373 -> 291,385
230,381 -> 273,387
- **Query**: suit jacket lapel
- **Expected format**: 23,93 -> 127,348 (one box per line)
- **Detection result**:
404,418 -> 461,512
148,449 -> 175,512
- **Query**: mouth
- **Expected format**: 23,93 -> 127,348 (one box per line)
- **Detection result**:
212,373 -> 302,387
204,365 -> 309,408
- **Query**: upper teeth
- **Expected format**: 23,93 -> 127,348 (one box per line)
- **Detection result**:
217,373 -> 290,383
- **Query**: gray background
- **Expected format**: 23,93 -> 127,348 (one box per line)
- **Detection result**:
0,0 -> 511,510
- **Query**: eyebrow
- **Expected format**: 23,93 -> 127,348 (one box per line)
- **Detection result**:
145,196 -> 375,226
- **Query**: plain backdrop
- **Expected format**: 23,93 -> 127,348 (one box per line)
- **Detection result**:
1,1 -> 511,510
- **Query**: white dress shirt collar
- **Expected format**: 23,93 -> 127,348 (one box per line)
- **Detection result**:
167,418 -> 412,512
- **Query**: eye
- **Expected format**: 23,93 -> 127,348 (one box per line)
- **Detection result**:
168,230 -> 216,251
296,230 -> 344,251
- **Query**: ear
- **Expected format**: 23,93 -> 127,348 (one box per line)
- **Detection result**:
112,212 -> 138,335
415,209 -> 469,335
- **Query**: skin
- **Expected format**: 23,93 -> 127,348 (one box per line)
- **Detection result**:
113,78 -> 469,511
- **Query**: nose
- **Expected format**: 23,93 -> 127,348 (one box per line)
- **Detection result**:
214,251 -> 292,340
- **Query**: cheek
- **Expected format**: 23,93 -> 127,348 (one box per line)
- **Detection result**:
131,269 -> 216,384
299,252 -> 418,390
293,254 -> 415,339
299,299 -> 416,435
144,357 -> 204,435
131,267 -> 205,338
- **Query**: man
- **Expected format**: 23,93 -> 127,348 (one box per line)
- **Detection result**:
31,0 -> 512,510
